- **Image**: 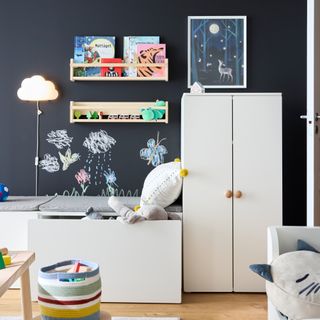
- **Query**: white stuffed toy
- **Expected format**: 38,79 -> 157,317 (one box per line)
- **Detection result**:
108,196 -> 180,224
108,159 -> 187,224
250,239 -> 320,320
82,207 -> 103,220
140,159 -> 188,208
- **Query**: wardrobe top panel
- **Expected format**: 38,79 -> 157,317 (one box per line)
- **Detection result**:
182,93 -> 282,97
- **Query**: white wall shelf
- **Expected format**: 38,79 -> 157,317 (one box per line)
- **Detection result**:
70,59 -> 169,82
70,101 -> 169,124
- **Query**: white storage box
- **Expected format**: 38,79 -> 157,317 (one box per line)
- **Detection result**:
29,218 -> 182,303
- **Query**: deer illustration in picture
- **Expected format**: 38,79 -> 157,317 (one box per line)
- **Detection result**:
218,59 -> 233,82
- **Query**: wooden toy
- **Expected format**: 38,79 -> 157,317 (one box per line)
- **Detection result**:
67,265 -> 89,273
141,108 -> 154,121
119,114 -> 130,119
74,110 -> 82,119
130,114 -> 141,120
73,261 -> 81,272
0,247 -> 8,255
155,99 -> 166,106
3,254 -> 11,266
108,114 -> 119,119
86,111 -> 92,119
65,261 -> 87,282
141,108 -> 165,121
91,111 -> 99,119
0,252 -> 5,269
153,109 -> 165,120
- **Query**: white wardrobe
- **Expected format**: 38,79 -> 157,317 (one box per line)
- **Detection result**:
181,93 -> 282,292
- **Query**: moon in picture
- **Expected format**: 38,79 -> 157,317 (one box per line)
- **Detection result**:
209,23 -> 220,34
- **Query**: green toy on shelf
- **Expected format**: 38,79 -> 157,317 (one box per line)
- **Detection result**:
141,108 -> 154,121
141,107 -> 165,121
155,99 -> 166,107
86,111 -> 92,119
91,111 -> 99,119
74,110 -> 82,119
86,111 -> 99,120
153,109 -> 165,119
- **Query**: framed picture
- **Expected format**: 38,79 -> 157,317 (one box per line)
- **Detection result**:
188,16 -> 247,88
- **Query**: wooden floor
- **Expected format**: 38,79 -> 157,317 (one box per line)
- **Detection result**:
0,289 -> 267,320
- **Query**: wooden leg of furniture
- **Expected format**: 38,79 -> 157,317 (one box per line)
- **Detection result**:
20,268 -> 33,320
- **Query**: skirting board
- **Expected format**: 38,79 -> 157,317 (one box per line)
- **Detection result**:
112,318 -> 180,320
0,316 -> 180,320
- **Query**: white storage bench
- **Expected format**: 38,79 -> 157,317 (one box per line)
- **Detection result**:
0,196 -> 182,303
0,196 -> 55,248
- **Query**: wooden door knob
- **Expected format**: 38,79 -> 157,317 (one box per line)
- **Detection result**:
235,191 -> 242,198
225,190 -> 233,198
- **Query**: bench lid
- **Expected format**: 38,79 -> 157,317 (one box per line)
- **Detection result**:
0,196 -> 57,211
39,196 -> 182,214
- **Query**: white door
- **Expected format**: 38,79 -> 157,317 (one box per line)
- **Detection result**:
233,95 -> 282,292
307,0 -> 320,226
182,94 -> 233,292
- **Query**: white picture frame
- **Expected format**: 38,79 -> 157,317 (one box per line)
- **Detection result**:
188,16 -> 247,88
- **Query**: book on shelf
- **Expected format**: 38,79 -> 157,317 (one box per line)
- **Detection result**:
123,36 -> 160,77
100,58 -> 122,77
74,36 -> 116,77
136,44 -> 166,78
74,36 -> 116,63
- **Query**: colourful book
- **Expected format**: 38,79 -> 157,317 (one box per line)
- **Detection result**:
74,36 -> 116,77
123,36 -> 160,77
136,44 -> 166,77
101,58 -> 122,77
74,36 -> 115,62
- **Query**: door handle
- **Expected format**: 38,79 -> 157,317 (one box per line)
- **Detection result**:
235,190 -> 242,198
300,113 -> 320,122
225,190 -> 233,198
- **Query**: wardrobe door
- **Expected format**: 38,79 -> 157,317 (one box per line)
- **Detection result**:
182,94 -> 233,292
233,94 -> 282,292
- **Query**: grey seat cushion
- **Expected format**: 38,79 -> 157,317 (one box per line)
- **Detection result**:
39,196 -> 182,213
0,196 -> 57,211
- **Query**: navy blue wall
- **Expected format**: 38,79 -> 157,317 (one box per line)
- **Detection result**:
0,0 -> 307,225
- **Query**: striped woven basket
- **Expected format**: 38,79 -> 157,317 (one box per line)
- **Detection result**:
38,260 -> 101,320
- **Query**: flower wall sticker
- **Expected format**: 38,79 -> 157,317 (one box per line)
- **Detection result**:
140,131 -> 168,167
103,169 -> 118,196
75,169 -> 90,195
59,148 -> 80,171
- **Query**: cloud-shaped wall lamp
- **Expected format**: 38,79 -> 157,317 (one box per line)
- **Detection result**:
17,75 -> 59,196
17,75 -> 58,101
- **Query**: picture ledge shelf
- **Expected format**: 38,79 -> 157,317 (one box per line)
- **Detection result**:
69,59 -> 169,82
70,101 -> 169,124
